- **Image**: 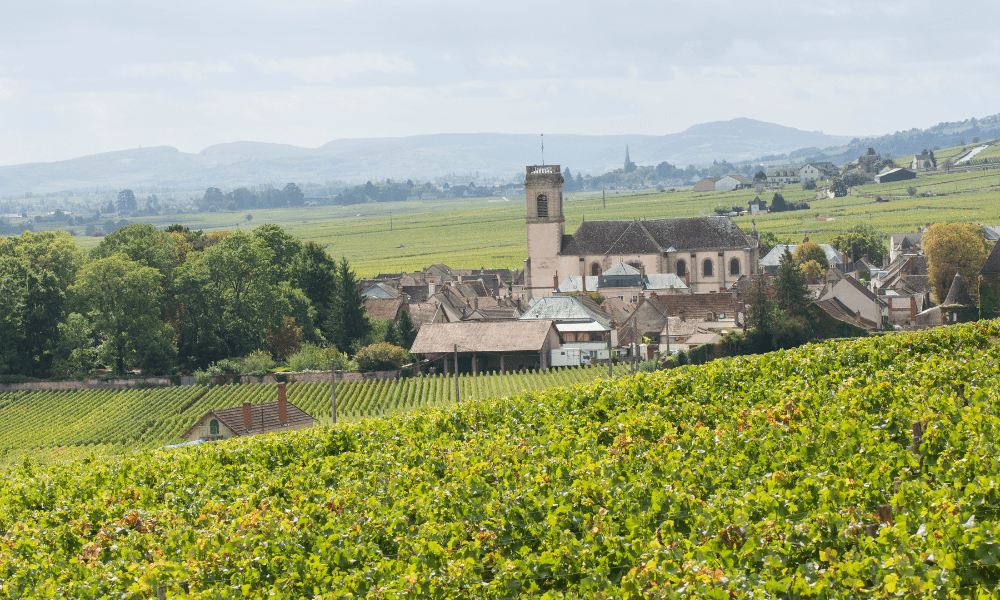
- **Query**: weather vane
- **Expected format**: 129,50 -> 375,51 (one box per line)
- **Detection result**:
541,133 -> 544,166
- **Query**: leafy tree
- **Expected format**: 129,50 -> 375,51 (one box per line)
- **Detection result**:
923,223 -> 989,304
201,187 -> 224,211
327,257 -> 371,354
831,178 -> 848,198
830,223 -> 885,263
770,193 -> 788,213
773,248 -> 810,318
266,315 -> 303,361
757,231 -> 784,257
283,183 -> 305,206
171,255 -> 229,369
290,241 -> 338,342
792,241 -> 829,271
753,171 -> 767,183
51,313 -> 96,379
843,171 -> 870,187
252,223 -> 303,277
116,189 -> 137,213
91,223 -> 180,287
71,255 -> 176,375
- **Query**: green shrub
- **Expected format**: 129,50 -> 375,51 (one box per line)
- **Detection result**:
287,343 -> 355,372
240,350 -> 276,378
355,342 -> 409,372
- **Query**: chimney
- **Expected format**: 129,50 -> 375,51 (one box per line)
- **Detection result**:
582,274 -> 587,293
685,271 -> 690,287
474,297 -> 479,310
908,256 -> 915,273
842,252 -> 848,270
243,402 -> 252,432
553,273 -> 559,290
277,382 -> 287,425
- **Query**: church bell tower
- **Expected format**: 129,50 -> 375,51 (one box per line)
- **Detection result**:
524,165 -> 564,299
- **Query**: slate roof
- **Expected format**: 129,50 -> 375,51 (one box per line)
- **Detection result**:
561,217 -> 752,257
604,262 -> 640,276
644,273 -> 687,290
942,272 -> 975,307
406,302 -> 440,330
890,232 -> 924,250
554,276 -> 599,294
519,295 -> 613,328
981,240 -> 1000,275
813,298 -> 877,330
410,320 -> 556,354
760,244 -> 843,270
362,282 -> 399,299
182,400 -> 315,439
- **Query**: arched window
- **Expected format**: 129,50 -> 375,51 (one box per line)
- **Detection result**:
702,258 -> 714,277
536,194 -> 548,218
209,419 -> 219,435
590,262 -> 601,276
676,259 -> 686,277
729,257 -> 741,276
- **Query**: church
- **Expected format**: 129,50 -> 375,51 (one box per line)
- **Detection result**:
521,165 -> 760,299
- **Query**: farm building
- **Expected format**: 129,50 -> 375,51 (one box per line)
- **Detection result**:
716,174 -> 752,192
181,383 -> 316,441
410,320 -> 560,374
875,168 -> 916,184
692,177 -> 721,192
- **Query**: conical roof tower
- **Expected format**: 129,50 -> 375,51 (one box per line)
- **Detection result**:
942,271 -> 974,307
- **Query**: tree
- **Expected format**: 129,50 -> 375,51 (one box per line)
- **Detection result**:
327,257 -> 371,353
91,223 -> 180,288
770,193 -> 788,213
252,223 -> 303,277
830,223 -> 886,263
773,248 -> 810,318
922,223 -> 989,304
201,187 -> 224,211
757,231 -> 784,257
116,189 -> 137,214
283,183 -> 305,206
51,313 -> 96,379
753,171 -> 767,183
71,255 -> 176,375
831,179 -> 848,198
289,241 -> 339,342
792,241 -> 829,271
843,171 -> 870,187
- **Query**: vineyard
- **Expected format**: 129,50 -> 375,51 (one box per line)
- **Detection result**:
0,365 -> 628,465
2,320 -> 1000,598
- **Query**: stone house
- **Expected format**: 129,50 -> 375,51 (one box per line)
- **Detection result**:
818,275 -> 886,330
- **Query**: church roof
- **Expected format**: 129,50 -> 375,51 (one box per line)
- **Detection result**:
603,262 -> 641,276
942,272 -> 975,307
561,217 -> 752,257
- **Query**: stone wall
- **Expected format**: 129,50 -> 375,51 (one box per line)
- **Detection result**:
0,370 -> 403,393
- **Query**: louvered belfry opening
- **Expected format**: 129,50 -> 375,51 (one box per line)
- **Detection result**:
537,194 -> 548,218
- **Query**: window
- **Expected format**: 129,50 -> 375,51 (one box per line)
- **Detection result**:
209,419 -> 219,435
536,194 -> 548,218
676,259 -> 686,277
702,258 -> 714,277
591,262 -> 601,276
627,261 -> 642,271
729,257 -> 741,276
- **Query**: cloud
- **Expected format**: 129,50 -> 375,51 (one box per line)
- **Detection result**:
119,60 -> 236,83
248,53 -> 416,82
481,54 -> 531,71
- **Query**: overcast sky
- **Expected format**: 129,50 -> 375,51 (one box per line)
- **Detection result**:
1,0 -> 998,166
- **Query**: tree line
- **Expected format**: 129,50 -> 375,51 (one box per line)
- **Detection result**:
0,224 -> 412,380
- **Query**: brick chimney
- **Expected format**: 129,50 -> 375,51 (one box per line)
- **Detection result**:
553,273 -> 559,290
908,256 -> 915,273
243,402 -> 252,432
684,271 -> 690,287
582,274 -> 587,293
277,382 -> 287,425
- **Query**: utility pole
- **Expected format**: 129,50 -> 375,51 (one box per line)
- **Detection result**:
607,332 -> 613,378
454,344 -> 460,404
330,362 -> 338,424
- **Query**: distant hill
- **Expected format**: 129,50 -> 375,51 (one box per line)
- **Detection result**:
0,119 -> 852,194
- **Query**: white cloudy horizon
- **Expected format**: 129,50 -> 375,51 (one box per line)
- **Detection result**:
1,0 -> 998,166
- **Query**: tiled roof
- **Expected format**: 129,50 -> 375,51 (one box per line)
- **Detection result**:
364,297 -> 404,321
182,400 -> 315,439
942,272 -> 974,307
981,240 -> 1000,275
644,273 -> 687,290
410,320 -> 556,354
890,232 -> 924,249
362,282 -> 399,299
406,302 -> 440,329
813,298 -> 877,329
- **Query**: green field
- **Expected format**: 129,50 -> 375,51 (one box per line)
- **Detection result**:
2,320 -> 1000,598
0,365 -> 630,466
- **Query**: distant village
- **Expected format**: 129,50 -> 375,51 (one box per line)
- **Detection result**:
357,162 -> 1000,376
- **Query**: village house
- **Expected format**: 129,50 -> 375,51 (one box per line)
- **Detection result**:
553,262 -> 688,300
818,275 -> 886,330
181,383 -> 316,441
692,177 -> 721,192
716,174 -> 752,192
979,240 -> 1000,320
760,243 -> 848,275
915,272 -> 978,327
766,167 -> 800,185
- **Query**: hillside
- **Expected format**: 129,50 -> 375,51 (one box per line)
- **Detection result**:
2,321 -> 999,598
0,119 -> 851,194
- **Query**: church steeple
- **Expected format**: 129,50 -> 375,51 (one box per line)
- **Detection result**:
624,145 -> 636,173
